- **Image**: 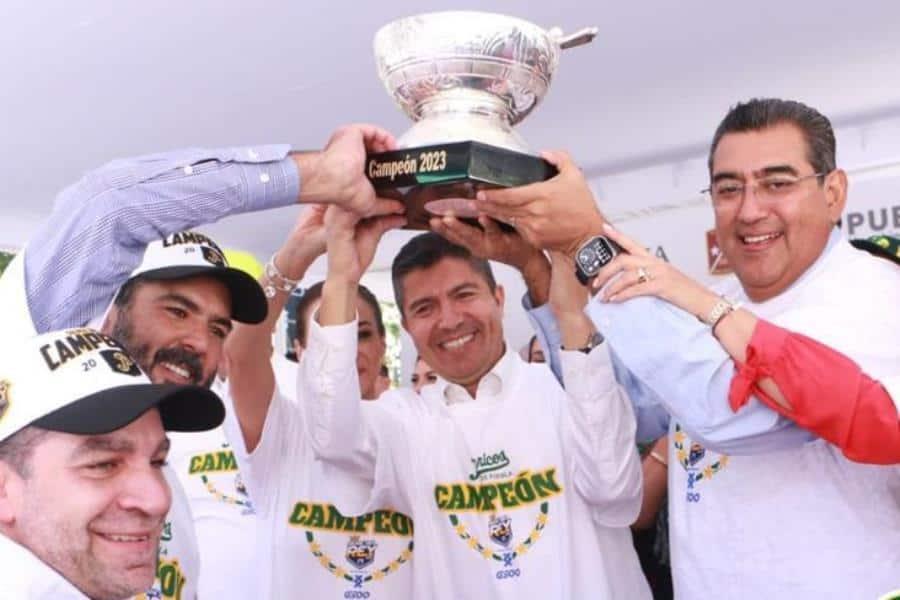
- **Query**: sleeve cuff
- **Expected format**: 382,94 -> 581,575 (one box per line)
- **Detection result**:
520,293 -> 537,311
308,313 -> 358,353
239,155 -> 300,212
748,319 -> 791,362
560,342 -> 617,399
728,320 -> 790,412
304,313 -> 360,403
525,299 -> 561,345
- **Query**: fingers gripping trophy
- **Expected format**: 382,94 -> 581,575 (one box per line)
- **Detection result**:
365,11 -> 597,229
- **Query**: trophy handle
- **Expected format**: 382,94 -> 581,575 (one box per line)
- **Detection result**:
551,26 -> 599,50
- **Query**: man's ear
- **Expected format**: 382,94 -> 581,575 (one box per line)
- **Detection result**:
0,463 -> 22,525
102,304 -> 121,335
494,284 -> 505,309
825,169 -> 848,224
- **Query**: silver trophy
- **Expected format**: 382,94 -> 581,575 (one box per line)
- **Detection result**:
366,11 -> 597,228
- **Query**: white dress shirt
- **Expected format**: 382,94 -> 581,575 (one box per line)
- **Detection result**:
301,320 -> 651,600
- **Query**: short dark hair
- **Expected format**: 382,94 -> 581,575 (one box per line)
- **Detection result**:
391,232 -> 497,313
113,274 -> 150,309
293,281 -> 385,347
708,98 -> 836,179
0,426 -> 48,478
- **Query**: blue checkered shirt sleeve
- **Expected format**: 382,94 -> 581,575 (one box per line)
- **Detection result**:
24,145 -> 300,332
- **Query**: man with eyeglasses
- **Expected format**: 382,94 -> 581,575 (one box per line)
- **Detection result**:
471,98 -> 900,598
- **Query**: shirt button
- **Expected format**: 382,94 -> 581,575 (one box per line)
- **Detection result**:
183,165 -> 194,175
259,172 -> 270,183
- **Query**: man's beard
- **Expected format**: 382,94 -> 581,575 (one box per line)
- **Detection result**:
109,309 -> 213,389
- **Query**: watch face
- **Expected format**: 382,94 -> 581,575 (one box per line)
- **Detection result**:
577,236 -> 617,277
577,247 -> 595,265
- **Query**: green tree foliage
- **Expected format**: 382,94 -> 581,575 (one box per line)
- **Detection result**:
379,301 -> 403,387
0,251 -> 14,276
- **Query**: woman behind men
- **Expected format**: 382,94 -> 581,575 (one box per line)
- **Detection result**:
223,204 -> 415,600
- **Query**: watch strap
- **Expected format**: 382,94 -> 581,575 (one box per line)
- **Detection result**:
563,330 -> 605,354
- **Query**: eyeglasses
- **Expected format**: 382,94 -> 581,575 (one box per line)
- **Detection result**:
701,171 -> 829,206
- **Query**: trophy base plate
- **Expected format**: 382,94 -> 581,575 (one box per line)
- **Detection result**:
366,141 -> 557,230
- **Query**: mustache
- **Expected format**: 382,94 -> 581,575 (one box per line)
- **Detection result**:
151,346 -> 204,385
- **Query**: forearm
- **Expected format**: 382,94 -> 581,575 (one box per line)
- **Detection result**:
640,284 -> 797,409
523,297 -> 564,384
226,247 -> 318,453
560,344 -> 642,525
632,441 -> 667,531
320,277 -> 359,327
301,318 -> 367,463
25,145 -> 299,331
586,296 -> 815,454
519,252 -> 552,307
732,320 -> 900,464
557,311 -> 595,351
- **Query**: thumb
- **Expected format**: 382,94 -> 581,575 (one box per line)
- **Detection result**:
600,222 -> 650,257
539,149 -> 575,173
361,214 -> 407,239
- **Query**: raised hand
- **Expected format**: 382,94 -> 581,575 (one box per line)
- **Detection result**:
430,213 -> 545,272
273,204 -> 329,279
324,198 -> 406,285
548,251 -> 589,318
297,124 -> 398,216
594,224 -> 719,320
474,150 -> 606,258
431,213 -> 552,306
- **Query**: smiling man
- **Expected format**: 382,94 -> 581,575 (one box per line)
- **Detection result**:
105,232 -> 259,389
0,328 -> 223,600
302,208 -> 651,598
0,123 -> 398,599
96,231 -> 268,600
473,98 -> 900,597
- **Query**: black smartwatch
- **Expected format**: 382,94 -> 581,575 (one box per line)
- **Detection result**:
574,235 -> 621,285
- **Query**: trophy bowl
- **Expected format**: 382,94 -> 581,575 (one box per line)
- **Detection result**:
367,12 -> 597,228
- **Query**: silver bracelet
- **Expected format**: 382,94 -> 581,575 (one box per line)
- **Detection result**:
702,297 -> 739,330
262,252 -> 300,299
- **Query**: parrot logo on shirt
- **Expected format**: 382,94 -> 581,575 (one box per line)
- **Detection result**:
489,514 -> 513,547
688,442 -> 706,466
345,536 -> 377,570
674,423 -> 730,504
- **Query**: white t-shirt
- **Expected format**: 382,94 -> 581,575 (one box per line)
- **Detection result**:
133,467 -> 200,600
167,392 -> 261,600
301,324 -> 652,600
237,383 -> 415,600
667,238 -> 900,599
0,534 -> 89,599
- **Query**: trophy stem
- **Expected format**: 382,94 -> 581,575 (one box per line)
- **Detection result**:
400,89 -> 529,153
417,89 -> 512,121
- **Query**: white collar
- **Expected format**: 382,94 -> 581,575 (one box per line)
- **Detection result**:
434,347 -> 518,407
0,534 -> 89,599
